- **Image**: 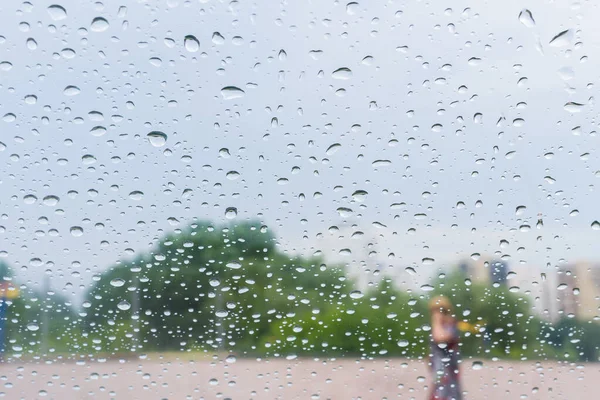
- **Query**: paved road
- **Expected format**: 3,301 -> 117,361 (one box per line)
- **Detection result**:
0,357 -> 594,399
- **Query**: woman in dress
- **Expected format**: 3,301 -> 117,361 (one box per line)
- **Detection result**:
429,295 -> 462,400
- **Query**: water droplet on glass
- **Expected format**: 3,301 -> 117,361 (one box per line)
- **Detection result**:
147,131 -> 167,147
184,35 -> 200,52
24,94 -> 37,104
349,290 -> 363,299
26,323 -> 40,332
225,207 -> 237,219
557,283 -> 568,291
564,102 -> 584,113
90,126 -> 107,137
26,38 -> 37,50
346,2 -> 359,15
42,195 -> 59,206
70,226 -> 84,237
591,221 -> 600,230
352,190 -> 368,202
472,361 -> 483,370
129,191 -> 144,201
518,9 -> 535,28
110,278 -> 125,287
326,143 -> 341,155
332,67 -> 352,80
549,29 -> 574,47
221,86 -> 245,100
226,171 -> 240,180
212,32 -> 225,45
117,300 -> 131,310
63,86 -> 80,96
226,261 -> 242,270
47,5 -> 67,20
91,17 -> 109,32
0,62 -> 13,71
23,194 -> 37,204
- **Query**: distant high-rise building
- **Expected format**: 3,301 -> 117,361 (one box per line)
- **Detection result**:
489,260 -> 508,285
556,263 -> 600,321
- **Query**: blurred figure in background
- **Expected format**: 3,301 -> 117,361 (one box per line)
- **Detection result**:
429,295 -> 462,400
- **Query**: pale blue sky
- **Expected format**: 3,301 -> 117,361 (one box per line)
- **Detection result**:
0,0 -> 598,302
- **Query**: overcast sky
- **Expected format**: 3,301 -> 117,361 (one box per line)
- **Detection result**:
0,0 -> 598,302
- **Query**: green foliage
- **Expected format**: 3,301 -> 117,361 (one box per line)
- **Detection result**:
260,278 -> 429,358
431,270 -> 537,359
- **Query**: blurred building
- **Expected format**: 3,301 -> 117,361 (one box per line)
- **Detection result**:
458,257 -> 509,287
555,263 -> 600,321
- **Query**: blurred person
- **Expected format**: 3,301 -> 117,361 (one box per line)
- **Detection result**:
428,295 -> 462,400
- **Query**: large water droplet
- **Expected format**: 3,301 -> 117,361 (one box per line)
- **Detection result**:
332,67 -> 352,80
24,94 -> 37,104
212,32 -> 225,45
117,300 -> 131,311
221,86 -> 245,100
129,191 -> 144,201
564,102 -> 584,113
42,195 -> 59,206
47,5 -> 67,20
91,17 -> 109,32
110,278 -> 125,287
472,361 -> 483,370
225,207 -> 237,219
23,195 -> 37,204
26,38 -> 37,50
226,261 -> 242,270
592,221 -> 600,230
549,29 -> 574,47
326,143 -> 341,155
147,131 -> 167,147
90,126 -> 107,137
346,2 -> 359,15
518,9 -> 535,28
0,62 -> 13,71
184,35 -> 200,52
63,86 -> 80,96
70,226 -> 84,237
26,323 -> 40,332
349,290 -> 363,299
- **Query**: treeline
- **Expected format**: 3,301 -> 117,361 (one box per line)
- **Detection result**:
1,220 -> 599,362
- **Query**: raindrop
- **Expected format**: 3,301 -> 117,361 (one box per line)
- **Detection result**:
91,17 -> 109,32
61,48 -> 76,59
557,283 -> 568,291
420,284 -> 434,292
149,57 -> 162,67
129,191 -> 144,201
212,32 -> 225,44
117,300 -> 131,311
372,159 -> 391,167
225,207 -> 238,219
24,95 -> 37,104
225,355 -> 237,363
47,5 -> 67,21
549,29 -> 574,47
226,261 -> 242,270
26,323 -> 40,332
352,190 -> 368,202
221,86 -> 245,100
518,9 -> 535,28
397,339 -> 409,347
42,195 -> 59,206
592,221 -> 600,230
26,38 -> 37,50
564,102 -> 584,113
23,195 -> 37,204
226,171 -> 240,180
147,131 -> 167,147
184,35 -> 200,52
326,143 -> 341,155
349,290 -> 363,299
0,62 -> 13,71
3,113 -> 16,122
110,278 -> 125,287
63,86 -> 80,96
346,2 -> 359,15
70,226 -> 84,237
472,361 -> 483,370
90,126 -> 107,137
332,67 -> 352,80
